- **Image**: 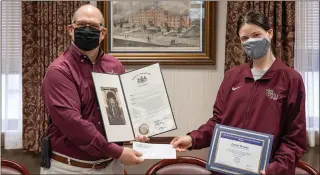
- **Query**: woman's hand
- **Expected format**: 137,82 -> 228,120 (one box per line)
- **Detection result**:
170,135 -> 193,152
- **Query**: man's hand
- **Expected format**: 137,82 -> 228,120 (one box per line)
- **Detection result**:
260,170 -> 266,175
170,135 -> 192,152
135,135 -> 150,142
118,147 -> 144,165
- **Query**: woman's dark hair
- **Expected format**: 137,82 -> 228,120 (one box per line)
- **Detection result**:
236,11 -> 276,55
236,11 -> 271,37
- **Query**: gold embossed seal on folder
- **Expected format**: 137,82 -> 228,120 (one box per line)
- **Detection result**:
139,124 -> 149,135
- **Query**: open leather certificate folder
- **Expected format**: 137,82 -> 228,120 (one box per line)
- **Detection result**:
92,63 -> 177,142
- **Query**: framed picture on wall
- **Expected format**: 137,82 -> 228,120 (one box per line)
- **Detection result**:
101,1 -> 216,65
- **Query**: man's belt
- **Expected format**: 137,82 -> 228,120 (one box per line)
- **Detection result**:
51,153 -> 113,169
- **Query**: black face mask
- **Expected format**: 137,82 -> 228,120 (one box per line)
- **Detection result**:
74,26 -> 100,51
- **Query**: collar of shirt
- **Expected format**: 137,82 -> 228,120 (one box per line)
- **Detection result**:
242,58 -> 284,80
69,43 -> 104,64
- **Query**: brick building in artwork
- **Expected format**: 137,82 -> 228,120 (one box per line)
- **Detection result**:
128,7 -> 190,29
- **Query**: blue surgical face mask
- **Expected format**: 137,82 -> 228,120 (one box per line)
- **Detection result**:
242,34 -> 271,60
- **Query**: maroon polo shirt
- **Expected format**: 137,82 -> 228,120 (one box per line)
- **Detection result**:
41,44 -> 125,161
188,58 -> 307,174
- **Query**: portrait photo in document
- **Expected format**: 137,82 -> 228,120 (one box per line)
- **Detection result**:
101,87 -> 126,125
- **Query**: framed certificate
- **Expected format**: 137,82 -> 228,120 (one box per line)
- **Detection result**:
206,124 -> 274,174
92,63 -> 177,142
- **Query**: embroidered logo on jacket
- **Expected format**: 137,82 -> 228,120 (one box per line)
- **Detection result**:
232,86 -> 242,91
266,89 -> 279,100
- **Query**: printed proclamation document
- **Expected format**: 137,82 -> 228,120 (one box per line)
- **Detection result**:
92,63 -> 177,142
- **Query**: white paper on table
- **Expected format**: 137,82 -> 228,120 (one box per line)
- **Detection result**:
132,141 -> 176,159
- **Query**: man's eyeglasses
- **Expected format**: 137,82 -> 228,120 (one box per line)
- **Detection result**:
73,21 -> 103,30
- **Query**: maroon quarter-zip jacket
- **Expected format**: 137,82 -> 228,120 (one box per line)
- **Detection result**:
188,58 -> 307,174
41,44 -> 125,161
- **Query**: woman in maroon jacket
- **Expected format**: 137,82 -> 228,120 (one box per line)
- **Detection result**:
170,11 -> 307,175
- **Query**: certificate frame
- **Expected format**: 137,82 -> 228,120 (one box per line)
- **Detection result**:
206,124 -> 274,175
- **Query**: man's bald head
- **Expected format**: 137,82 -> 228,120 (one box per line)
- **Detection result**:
67,4 -> 108,50
72,4 -> 105,26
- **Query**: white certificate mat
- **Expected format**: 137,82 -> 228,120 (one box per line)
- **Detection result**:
132,141 -> 176,159
214,132 -> 263,173
120,63 -> 176,137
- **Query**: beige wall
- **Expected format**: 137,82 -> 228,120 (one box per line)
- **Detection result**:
123,1 -> 228,173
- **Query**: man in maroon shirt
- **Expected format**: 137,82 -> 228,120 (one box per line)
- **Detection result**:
40,4 -> 144,174
170,11 -> 307,175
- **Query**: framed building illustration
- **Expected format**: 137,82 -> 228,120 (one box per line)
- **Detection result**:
100,1 -> 217,65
